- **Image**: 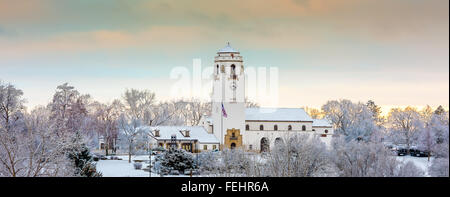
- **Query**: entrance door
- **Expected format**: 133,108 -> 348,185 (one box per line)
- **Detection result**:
230,143 -> 236,149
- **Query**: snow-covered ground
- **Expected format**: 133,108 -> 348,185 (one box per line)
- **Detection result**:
396,155 -> 433,176
96,154 -> 434,177
95,155 -> 195,177
95,155 -> 156,177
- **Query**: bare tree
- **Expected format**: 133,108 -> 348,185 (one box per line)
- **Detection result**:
322,99 -> 377,141
117,114 -> 145,163
93,100 -> 124,155
387,107 -> 424,153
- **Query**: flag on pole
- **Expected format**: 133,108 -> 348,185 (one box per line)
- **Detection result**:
221,103 -> 228,118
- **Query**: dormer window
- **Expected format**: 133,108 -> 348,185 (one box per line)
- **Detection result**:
154,129 -> 160,137
180,129 -> 190,137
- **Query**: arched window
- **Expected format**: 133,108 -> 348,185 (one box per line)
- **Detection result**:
231,64 -> 236,79
246,124 -> 250,130
274,125 -> 278,131
260,138 -> 269,153
232,132 -> 235,138
274,138 -> 284,148
288,125 -> 292,131
216,64 -> 219,75
260,125 -> 264,131
302,125 -> 306,131
325,130 -> 329,134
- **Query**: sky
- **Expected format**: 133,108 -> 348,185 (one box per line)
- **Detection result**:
0,0 -> 448,115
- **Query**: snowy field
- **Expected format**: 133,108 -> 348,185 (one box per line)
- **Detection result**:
96,154 -> 433,177
95,155 -> 194,177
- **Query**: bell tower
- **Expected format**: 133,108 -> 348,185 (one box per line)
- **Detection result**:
211,43 -> 245,149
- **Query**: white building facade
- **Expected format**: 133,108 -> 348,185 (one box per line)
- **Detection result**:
202,43 -> 335,152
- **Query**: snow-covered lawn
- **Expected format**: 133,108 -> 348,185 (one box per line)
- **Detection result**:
95,155 -> 156,177
396,155 -> 433,176
95,155 -> 194,177
95,154 -> 434,177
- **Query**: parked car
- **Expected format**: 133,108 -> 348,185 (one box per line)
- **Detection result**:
410,147 -> 430,157
93,154 -> 107,160
395,145 -> 408,156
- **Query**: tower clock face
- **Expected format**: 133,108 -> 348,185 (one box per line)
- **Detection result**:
230,82 -> 237,90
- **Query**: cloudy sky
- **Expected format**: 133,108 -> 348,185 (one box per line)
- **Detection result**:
0,0 -> 448,114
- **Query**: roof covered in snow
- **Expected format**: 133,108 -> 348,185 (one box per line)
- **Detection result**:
218,43 -> 239,53
245,108 -> 313,122
144,126 -> 219,144
312,119 -> 332,127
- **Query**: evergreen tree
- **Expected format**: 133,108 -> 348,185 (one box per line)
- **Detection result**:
65,132 -> 102,177
366,100 -> 382,125
154,149 -> 196,174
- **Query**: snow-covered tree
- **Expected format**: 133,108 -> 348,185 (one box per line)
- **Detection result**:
429,158 -> 449,177
366,100 -> 384,127
65,132 -> 102,177
330,137 -> 424,177
49,83 -> 91,136
387,107 -> 424,152
430,108 -> 449,158
117,114 -> 146,163
154,149 -> 197,174
0,81 -> 26,133
262,134 -> 329,177
322,99 -> 377,142
417,127 -> 435,161
92,99 -> 124,155
175,99 -> 210,126
304,106 -> 323,119
122,88 -> 156,125
0,106 -> 75,177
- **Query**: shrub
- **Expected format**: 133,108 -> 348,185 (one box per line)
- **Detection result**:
133,162 -> 143,170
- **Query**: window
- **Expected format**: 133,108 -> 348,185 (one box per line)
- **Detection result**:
232,132 -> 235,138
260,125 -> 264,130
158,143 -> 163,147
203,145 -> 207,150
274,125 -> 278,131
231,64 -> 236,78
246,124 -> 250,130
302,125 -> 306,131
216,65 -> 219,75
325,130 -> 329,134
213,145 -> 217,150
185,130 -> 190,137
312,129 -> 316,131
249,145 -> 253,150
154,130 -> 160,137
288,125 -> 292,130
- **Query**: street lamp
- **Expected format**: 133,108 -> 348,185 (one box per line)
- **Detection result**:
147,133 -> 153,178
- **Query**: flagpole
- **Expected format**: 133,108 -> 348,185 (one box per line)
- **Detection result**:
221,65 -> 224,150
